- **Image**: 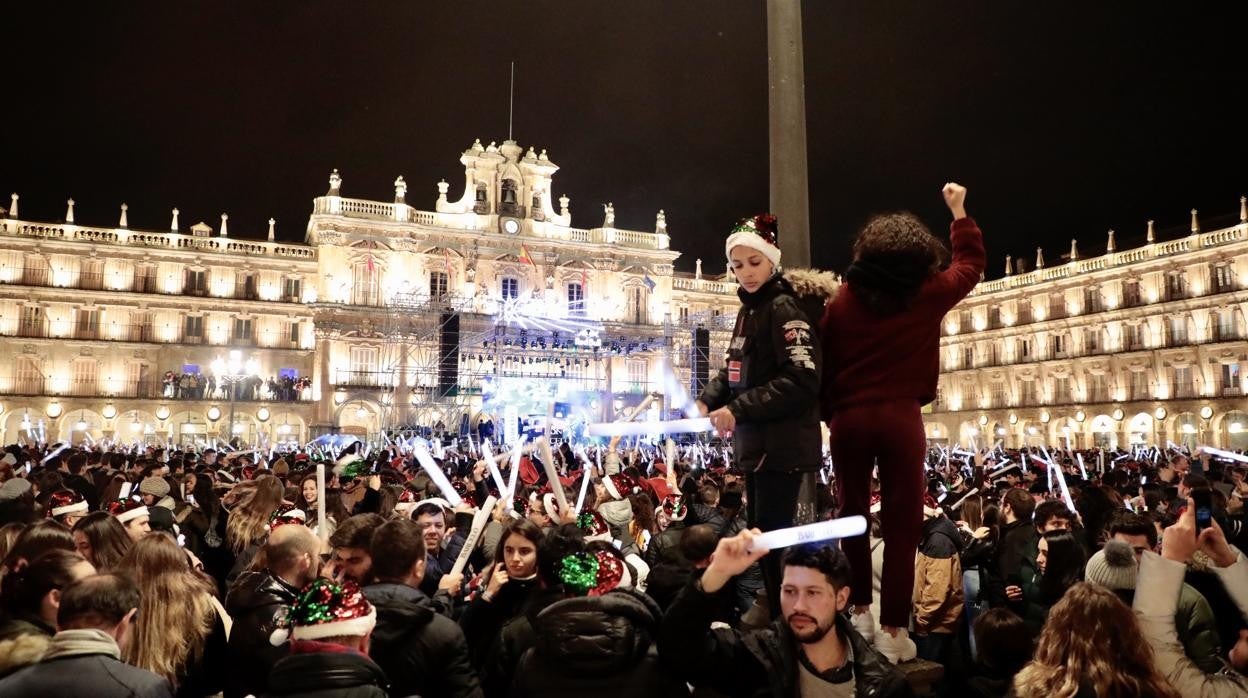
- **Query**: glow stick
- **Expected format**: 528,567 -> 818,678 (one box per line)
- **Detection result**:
450,494 -> 497,576
665,438 -> 676,473
507,436 -> 524,501
481,440 -> 508,498
316,462 -> 328,542
119,482 -> 133,501
538,437 -> 569,517
587,417 -> 712,437
748,515 -> 867,552
1051,461 -> 1076,514
575,468 -> 592,514
1197,445 -> 1248,463
413,445 -> 463,507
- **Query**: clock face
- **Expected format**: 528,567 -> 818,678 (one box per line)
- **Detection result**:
503,218 -> 520,234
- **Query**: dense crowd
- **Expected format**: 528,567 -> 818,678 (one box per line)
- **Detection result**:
161,371 -> 311,402
0,439 -> 1243,697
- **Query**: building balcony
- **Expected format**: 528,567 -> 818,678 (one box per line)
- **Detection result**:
0,266 -> 305,305
0,379 -> 311,402
0,322 -> 307,350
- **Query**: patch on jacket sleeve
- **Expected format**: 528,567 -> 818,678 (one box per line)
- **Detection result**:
781,320 -> 815,369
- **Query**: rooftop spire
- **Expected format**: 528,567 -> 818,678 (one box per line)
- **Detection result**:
1146,219 -> 1155,243
119,203 -> 128,229
220,213 -> 229,237
268,218 -> 276,241
1069,238 -> 1079,261
1241,196 -> 1247,222
65,198 -> 75,223
1191,208 -> 1200,234
1035,247 -> 1045,269
171,208 -> 180,232
7,193 -> 16,218
1004,254 -> 1012,276
1106,229 -> 1116,252
328,169 -> 342,196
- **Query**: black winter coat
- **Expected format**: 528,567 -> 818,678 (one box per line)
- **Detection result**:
262,646 -> 388,698
659,580 -> 914,698
508,589 -> 686,698
363,582 -> 482,698
0,649 -> 173,697
644,521 -> 694,611
699,271 -> 834,473
224,570 -> 299,698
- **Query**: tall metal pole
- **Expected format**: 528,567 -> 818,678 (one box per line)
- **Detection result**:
766,0 -> 811,270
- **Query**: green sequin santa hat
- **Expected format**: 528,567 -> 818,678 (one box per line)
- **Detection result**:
270,578 -> 376,645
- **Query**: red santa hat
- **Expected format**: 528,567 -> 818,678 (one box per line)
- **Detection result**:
656,494 -> 687,522
575,510 -> 611,541
109,498 -> 150,524
47,489 -> 88,519
725,213 -> 781,268
603,472 -> 639,501
268,502 -> 307,530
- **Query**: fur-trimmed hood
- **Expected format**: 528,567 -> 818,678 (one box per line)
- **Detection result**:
783,268 -> 840,302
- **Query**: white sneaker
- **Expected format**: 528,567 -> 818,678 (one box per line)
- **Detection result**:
874,627 -> 917,664
850,610 -> 876,645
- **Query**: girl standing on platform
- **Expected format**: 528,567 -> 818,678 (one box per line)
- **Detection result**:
820,183 -> 985,663
696,213 -> 838,615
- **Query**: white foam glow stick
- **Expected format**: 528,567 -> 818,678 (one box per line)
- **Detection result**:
316,462 -> 328,542
665,438 -> 676,472
119,482 -> 133,501
1198,445 -> 1248,463
1076,453 -> 1088,480
1051,461 -> 1076,514
587,417 -> 712,437
413,445 -> 463,507
538,438 -> 570,517
507,437 -> 524,502
748,515 -> 868,552
1046,458 -> 1054,491
481,440 -> 508,498
575,468 -> 592,514
450,494 -> 497,576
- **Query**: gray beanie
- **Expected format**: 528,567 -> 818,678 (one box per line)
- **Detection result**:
1084,540 -> 1139,591
0,477 -> 32,502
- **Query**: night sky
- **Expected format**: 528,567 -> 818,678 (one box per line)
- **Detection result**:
5,3 -> 1248,278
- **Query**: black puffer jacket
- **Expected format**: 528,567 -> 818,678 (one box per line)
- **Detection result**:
698,270 -> 838,473
644,521 -> 693,611
508,589 -> 686,698
363,582 -> 481,698
660,580 -> 914,698
261,643 -> 387,698
224,570 -> 299,698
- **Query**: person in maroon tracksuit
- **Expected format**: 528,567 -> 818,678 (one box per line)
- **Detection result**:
819,183 -> 985,663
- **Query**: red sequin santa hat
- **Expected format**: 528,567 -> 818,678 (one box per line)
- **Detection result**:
869,492 -> 882,514
268,502 -> 307,530
47,489 -> 88,519
656,493 -> 687,522
556,549 -> 632,597
603,472 -> 639,501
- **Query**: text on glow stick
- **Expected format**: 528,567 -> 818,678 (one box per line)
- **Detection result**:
748,516 -> 868,552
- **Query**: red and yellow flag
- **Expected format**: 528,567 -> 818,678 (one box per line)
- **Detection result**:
518,244 -> 536,266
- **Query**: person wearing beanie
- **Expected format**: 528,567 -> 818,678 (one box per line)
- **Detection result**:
820,183 -> 985,663
263,578 -> 387,698
138,476 -> 171,508
695,212 -> 838,619
1091,536 -> 1225,674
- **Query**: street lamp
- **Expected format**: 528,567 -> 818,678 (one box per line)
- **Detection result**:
211,350 -> 259,445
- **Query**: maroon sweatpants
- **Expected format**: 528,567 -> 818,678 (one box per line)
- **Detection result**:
830,399 -> 926,629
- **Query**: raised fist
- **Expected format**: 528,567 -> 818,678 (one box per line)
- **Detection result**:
942,182 -> 967,219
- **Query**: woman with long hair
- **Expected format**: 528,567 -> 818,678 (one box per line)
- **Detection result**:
295,473 -> 345,539
820,184 -> 985,662
956,494 -> 998,659
459,517 -> 546,670
1021,529 -> 1086,634
628,492 -> 657,554
70,512 -> 133,572
0,524 -> 25,566
221,475 -> 285,585
117,532 -> 226,696
0,520 -> 74,578
1013,582 -> 1180,698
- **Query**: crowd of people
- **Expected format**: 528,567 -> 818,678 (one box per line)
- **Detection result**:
0,438 -> 1243,697
162,371 -> 310,402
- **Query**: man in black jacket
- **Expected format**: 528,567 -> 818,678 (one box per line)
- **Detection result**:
363,517 -> 481,698
225,523 -> 323,698
659,530 -> 913,698
0,573 -> 172,697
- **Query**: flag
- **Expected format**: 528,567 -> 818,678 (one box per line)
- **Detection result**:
366,254 -> 375,273
443,248 -> 452,275
519,245 -> 536,266
580,267 -> 588,292
643,273 -> 656,291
